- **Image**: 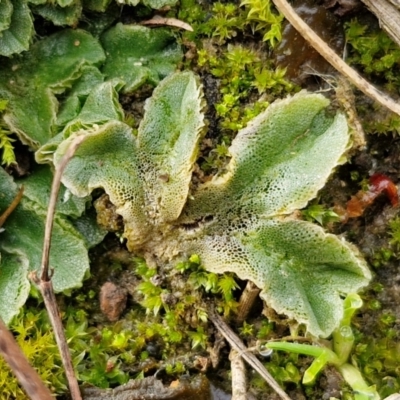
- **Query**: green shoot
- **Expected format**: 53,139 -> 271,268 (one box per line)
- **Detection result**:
264,294 -> 379,399
241,0 -> 284,47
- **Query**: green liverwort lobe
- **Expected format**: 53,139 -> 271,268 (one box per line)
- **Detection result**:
54,71 -> 370,337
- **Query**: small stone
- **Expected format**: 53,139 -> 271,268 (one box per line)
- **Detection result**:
100,281 -> 127,322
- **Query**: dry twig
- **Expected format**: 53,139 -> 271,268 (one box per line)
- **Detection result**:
236,281 -> 261,325
387,0 -> 400,9
209,310 -> 291,400
30,135 -> 86,400
140,16 -> 193,31
229,349 -> 248,400
0,187 -> 54,399
0,186 -> 24,228
272,0 -> 400,116
361,0 -> 400,47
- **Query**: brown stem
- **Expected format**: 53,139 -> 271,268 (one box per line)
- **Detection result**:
229,348 -> 248,400
0,186 -> 24,228
236,281 -> 261,325
40,135 -> 85,281
29,276 -> 82,400
31,135 -> 86,400
209,310 -> 291,400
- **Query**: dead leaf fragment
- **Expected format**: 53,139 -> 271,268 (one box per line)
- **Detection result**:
141,16 -> 193,31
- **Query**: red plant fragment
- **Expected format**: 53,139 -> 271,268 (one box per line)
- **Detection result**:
369,173 -> 399,206
346,173 -> 398,219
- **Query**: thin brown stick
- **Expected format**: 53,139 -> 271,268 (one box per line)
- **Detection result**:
0,187 -> 54,398
0,317 -> 54,399
209,310 -> 291,400
0,186 -> 24,228
236,281 -> 261,325
272,0 -> 400,116
40,135 -> 86,282
29,276 -> 81,400
31,135 -> 86,400
229,349 -> 248,400
140,16 -> 193,31
387,0 -> 400,9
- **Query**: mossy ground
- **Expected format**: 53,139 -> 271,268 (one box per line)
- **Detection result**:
3,1 -> 400,399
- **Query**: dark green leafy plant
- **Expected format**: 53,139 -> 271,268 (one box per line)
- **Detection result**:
0,25 -> 182,323
0,29 -> 106,148
0,0 -> 180,56
0,0 -> 33,57
0,166 -> 100,324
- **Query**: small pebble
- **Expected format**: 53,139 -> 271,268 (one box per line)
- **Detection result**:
99,281 -> 127,321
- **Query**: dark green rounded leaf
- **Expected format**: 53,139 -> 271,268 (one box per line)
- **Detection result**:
0,0 -> 33,57
101,24 -> 182,93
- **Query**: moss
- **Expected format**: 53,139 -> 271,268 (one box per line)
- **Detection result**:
241,0 -> 284,47
177,0 -> 294,176
345,19 -> 400,137
196,43 -> 294,174
352,325 -> 400,398
0,100 -> 16,166
7,255 -> 237,393
198,44 -> 293,135
249,350 -> 304,395
345,19 -> 400,91
179,0 -> 282,45
0,309 -> 67,399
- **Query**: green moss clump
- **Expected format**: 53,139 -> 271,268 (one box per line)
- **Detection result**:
345,19 -> 400,136
250,350 -> 303,395
196,43 -> 294,174
345,19 -> 400,135
345,19 -> 400,91
1,253 -> 243,396
240,0 -> 283,47
178,1 -> 293,175
0,309 -> 67,399
179,0 -> 282,45
353,325 -> 400,397
368,216 -> 400,268
198,44 -> 293,135
72,256 -> 241,385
